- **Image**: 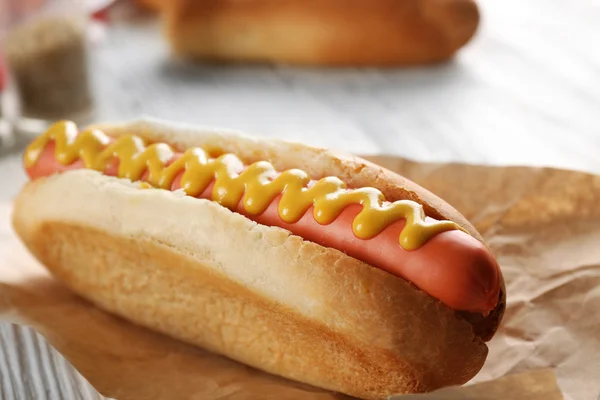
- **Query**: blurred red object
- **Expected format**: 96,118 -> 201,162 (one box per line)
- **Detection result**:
91,7 -> 110,21
0,55 -> 5,92
87,0 -> 120,21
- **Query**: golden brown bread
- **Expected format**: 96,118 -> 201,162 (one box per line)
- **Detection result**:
12,118 -> 504,399
134,0 -> 164,11
161,0 -> 480,67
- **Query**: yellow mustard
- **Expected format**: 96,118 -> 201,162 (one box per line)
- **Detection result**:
24,120 -> 466,250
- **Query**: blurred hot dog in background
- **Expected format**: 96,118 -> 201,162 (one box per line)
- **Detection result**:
134,0 -> 480,66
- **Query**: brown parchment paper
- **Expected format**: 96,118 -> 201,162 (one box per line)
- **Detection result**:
1,155 -> 599,400
389,368 -> 563,400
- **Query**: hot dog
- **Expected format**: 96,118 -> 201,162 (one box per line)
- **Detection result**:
26,124 -> 499,313
13,118 -> 505,400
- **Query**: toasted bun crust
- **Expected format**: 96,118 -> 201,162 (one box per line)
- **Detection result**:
134,0 -> 164,11
162,0 -> 480,67
13,171 -> 487,399
13,118 -> 504,398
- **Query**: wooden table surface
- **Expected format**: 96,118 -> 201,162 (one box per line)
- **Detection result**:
1,0 -> 599,398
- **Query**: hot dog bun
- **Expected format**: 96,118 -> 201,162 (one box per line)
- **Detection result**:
134,0 -> 164,11
162,0 -> 480,67
12,118 -> 505,399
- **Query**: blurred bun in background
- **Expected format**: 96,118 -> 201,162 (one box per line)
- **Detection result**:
158,0 -> 480,67
133,0 -> 164,11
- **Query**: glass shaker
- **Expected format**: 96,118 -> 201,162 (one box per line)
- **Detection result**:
0,0 -> 94,128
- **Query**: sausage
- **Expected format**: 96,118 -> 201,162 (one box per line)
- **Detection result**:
25,140 -> 500,313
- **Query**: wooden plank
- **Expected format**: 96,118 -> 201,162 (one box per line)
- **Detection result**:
0,323 -> 107,400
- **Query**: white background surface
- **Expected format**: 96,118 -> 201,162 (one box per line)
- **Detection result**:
1,0 -> 599,398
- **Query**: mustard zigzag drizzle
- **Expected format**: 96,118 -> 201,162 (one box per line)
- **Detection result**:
24,120 -> 466,250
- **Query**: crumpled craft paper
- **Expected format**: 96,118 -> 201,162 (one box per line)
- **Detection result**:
1,155 -> 599,400
389,368 -> 563,400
